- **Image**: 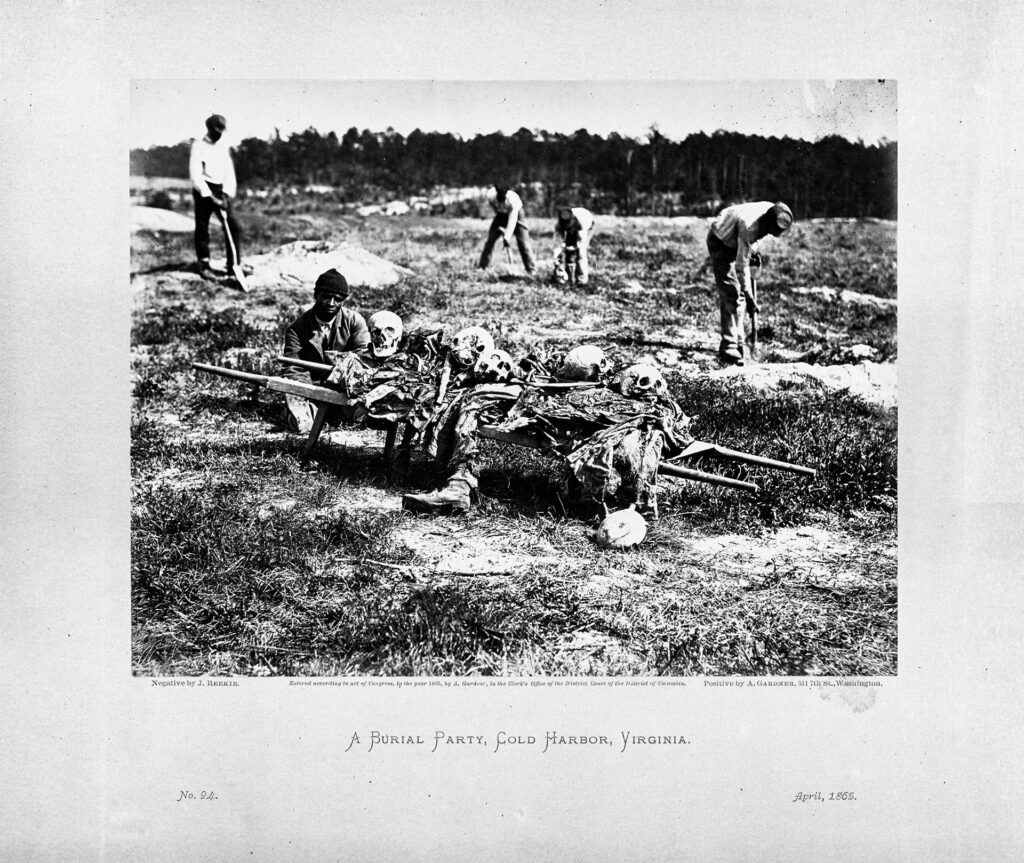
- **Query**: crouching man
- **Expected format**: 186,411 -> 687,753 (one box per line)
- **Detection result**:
281,268 -> 370,432
553,205 -> 595,286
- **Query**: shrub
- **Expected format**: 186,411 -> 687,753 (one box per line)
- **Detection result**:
132,304 -> 266,357
144,190 -> 175,210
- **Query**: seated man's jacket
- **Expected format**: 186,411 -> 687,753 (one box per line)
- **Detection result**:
283,307 -> 370,383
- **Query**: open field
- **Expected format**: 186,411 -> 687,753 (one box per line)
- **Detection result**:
131,205 -> 896,677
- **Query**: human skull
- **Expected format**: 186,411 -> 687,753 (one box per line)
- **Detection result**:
367,310 -> 403,358
474,348 -> 515,383
619,363 -> 667,398
559,345 -> 609,382
451,326 -> 495,367
594,508 -> 648,549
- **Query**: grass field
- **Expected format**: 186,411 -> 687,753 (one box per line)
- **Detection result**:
131,203 -> 897,677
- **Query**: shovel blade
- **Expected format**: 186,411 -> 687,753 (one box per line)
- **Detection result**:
232,265 -> 249,292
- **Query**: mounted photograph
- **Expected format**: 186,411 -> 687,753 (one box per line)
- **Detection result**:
129,79 -> 897,677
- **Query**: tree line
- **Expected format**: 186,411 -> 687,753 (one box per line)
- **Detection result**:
130,126 -> 896,218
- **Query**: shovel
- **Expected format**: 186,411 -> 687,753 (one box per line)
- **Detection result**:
747,254 -> 762,362
213,201 -> 249,292
494,237 -> 515,279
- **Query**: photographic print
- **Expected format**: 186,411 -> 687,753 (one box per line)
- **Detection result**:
9,0 -> 1024,858
129,79 -> 897,678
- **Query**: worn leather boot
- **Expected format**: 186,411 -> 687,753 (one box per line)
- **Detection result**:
197,260 -> 220,281
718,346 -> 745,366
402,479 -> 472,514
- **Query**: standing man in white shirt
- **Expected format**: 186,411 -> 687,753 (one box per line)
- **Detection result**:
706,201 -> 793,364
478,185 -> 537,275
553,205 -> 595,286
189,114 -> 247,281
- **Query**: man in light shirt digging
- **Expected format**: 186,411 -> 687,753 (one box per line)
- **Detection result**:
478,184 -> 537,275
189,113 -> 250,282
706,201 -> 793,365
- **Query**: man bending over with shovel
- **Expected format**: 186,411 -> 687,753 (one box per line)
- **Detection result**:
189,113 -> 251,284
706,201 -> 793,365
478,184 -> 537,276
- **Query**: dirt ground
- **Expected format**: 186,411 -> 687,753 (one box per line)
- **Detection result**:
132,219 -> 895,529
131,213 -> 897,675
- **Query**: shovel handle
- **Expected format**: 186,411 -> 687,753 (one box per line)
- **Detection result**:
750,272 -> 758,357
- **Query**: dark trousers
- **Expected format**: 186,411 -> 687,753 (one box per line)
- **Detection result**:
707,232 -> 746,351
479,214 -> 536,272
193,183 -> 242,268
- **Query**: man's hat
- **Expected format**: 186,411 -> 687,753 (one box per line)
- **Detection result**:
768,202 -> 794,234
205,114 -> 227,131
557,206 -> 574,223
314,268 -> 349,297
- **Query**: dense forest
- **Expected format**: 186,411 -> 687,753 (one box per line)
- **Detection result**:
130,126 -> 896,218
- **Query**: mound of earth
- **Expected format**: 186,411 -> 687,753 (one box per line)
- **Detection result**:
243,240 -> 414,290
513,322 -> 895,408
131,238 -> 414,298
704,359 -> 897,407
131,206 -> 195,233
790,286 -> 897,311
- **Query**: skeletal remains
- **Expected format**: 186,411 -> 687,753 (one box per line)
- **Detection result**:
559,345 -> 609,382
195,315 -> 817,550
474,348 -> 515,383
451,326 -> 495,367
368,310 -> 404,358
593,507 -> 648,549
618,363 -> 667,398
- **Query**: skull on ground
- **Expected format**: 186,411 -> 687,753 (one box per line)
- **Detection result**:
451,326 -> 495,367
559,345 -> 609,382
619,363 -> 667,398
594,508 -> 648,549
368,310 -> 403,358
474,348 -> 515,383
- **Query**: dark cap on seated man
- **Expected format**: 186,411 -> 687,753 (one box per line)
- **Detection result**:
314,268 -> 350,297
312,268 -> 353,324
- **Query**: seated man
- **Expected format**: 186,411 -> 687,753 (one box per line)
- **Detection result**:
553,205 -> 595,285
281,268 -> 369,432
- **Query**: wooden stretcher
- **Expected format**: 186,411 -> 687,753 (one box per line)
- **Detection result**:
192,360 -> 816,510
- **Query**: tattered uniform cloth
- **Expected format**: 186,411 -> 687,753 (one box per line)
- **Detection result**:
327,329 -> 449,429
316,332 -> 693,512
496,386 -> 692,511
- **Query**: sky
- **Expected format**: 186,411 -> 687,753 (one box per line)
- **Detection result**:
130,79 -> 896,150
